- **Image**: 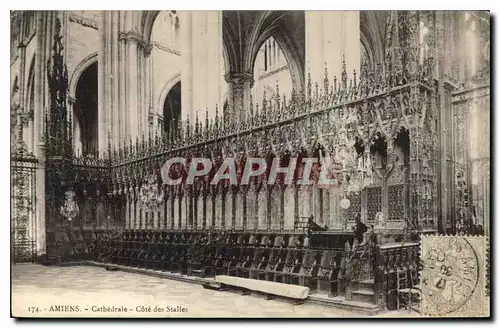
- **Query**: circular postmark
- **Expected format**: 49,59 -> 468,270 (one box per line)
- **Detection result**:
421,237 -> 479,315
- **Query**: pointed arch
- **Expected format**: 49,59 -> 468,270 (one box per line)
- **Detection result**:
69,52 -> 98,100
157,73 -> 182,112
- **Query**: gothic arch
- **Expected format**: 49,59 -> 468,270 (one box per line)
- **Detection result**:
267,30 -> 305,91
69,52 -> 98,100
245,11 -> 305,91
360,11 -> 387,66
142,10 -> 161,45
157,73 -> 181,112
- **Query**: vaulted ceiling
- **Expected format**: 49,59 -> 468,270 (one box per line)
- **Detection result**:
222,11 -> 305,88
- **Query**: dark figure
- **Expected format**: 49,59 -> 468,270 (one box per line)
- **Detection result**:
353,214 -> 367,243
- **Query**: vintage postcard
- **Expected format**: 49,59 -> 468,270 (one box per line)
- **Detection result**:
10,10 -> 491,318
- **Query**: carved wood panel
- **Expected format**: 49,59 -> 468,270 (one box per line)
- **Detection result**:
388,184 -> 405,221
344,192 -> 361,222
367,186 -> 382,221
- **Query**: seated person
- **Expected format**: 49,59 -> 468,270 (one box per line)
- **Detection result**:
352,214 -> 368,243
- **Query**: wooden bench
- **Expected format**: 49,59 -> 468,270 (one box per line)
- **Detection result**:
215,275 -> 310,300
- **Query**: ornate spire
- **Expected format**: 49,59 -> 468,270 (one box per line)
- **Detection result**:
205,109 -> 209,139
46,17 -> 70,158
214,104 -> 219,132
324,62 -> 329,94
307,69 -> 312,101
249,94 -> 254,119
275,80 -> 281,113
195,111 -> 200,138
341,55 -> 347,89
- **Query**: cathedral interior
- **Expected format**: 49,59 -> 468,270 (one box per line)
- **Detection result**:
10,10 -> 490,313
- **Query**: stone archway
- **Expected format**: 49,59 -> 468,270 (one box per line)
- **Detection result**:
69,52 -> 98,101
162,81 -> 181,135
222,11 -> 306,123
74,61 -> 98,156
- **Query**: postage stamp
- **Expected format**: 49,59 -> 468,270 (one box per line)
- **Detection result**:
420,235 -> 489,317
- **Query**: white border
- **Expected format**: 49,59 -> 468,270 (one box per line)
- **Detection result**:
2,2 -> 498,328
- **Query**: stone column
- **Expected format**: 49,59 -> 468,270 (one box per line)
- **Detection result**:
215,191 -> 223,229
33,11 -> 56,256
35,144 -> 46,256
127,33 -> 140,141
225,72 -> 254,125
144,45 -> 154,135
283,186 -> 295,231
118,11 -> 127,141
111,11 -> 120,146
181,11 -> 223,121
206,193 -> 213,228
98,11 -> 124,152
180,11 -> 193,121
235,190 -> 244,229
257,186 -> 269,230
225,190 -> 234,228
207,11 -> 223,110
197,193 -> 204,229
98,11 -> 107,155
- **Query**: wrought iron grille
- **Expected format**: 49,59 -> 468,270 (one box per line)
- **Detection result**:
11,145 -> 38,263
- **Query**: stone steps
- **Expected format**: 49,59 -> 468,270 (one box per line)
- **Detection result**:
351,289 -> 376,304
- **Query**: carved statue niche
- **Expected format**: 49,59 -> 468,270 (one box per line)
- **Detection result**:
394,127 -> 410,167
257,181 -> 269,230
370,132 -> 391,185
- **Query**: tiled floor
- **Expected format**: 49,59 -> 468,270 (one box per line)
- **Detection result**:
12,263 -> 366,318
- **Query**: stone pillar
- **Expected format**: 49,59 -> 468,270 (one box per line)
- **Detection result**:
118,12 -> 127,141
109,12 -> 119,146
207,11 -> 223,110
127,34 -> 140,141
35,144 -> 46,256
215,192 -> 223,229
144,46 -> 154,135
181,11 -> 223,121
283,186 -> 295,231
197,194 -> 204,229
98,11 -> 124,153
165,191 -> 171,229
33,11 -> 56,256
180,11 -> 193,121
68,97 -> 82,154
225,190 -> 233,228
225,72 -> 254,125
98,11 -> 107,154
235,190 -> 244,229
305,11 -> 360,86
258,186 -> 268,230
206,193 -> 213,228
270,187 -> 281,230
247,186 -> 257,230
191,12 -> 207,119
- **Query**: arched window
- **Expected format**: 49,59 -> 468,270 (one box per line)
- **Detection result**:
252,36 -> 293,107
163,81 -> 182,136
74,62 -> 98,156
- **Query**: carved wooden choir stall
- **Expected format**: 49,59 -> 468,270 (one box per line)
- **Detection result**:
38,12 -> 457,311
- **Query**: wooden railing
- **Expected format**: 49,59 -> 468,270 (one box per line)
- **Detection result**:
373,241 -> 420,310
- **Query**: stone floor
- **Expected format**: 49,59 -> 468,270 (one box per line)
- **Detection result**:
12,263 -> 372,318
